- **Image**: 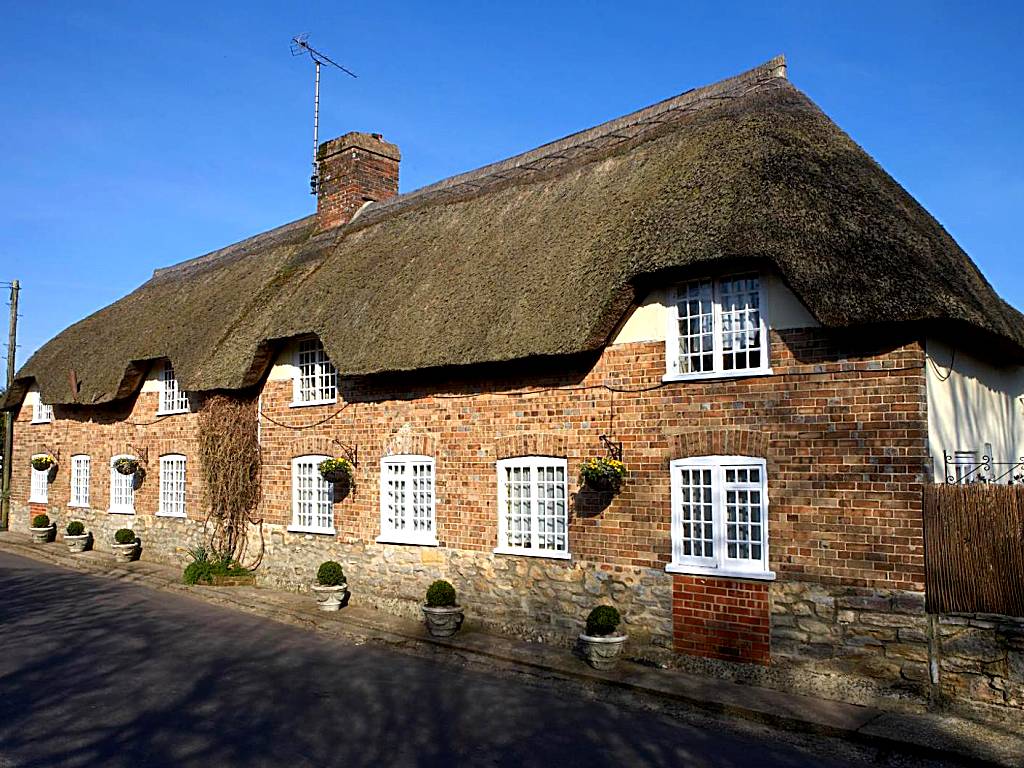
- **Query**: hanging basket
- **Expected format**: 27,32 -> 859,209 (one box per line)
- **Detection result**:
579,457 -> 626,495
113,457 -> 140,476
31,455 -> 56,472
318,458 -> 353,485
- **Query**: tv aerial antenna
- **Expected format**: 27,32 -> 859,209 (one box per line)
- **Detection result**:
291,34 -> 357,195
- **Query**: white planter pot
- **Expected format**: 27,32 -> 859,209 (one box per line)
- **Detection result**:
30,524 -> 56,544
422,605 -> 465,637
311,583 -> 348,611
578,633 -> 628,670
111,542 -> 139,563
65,534 -> 89,553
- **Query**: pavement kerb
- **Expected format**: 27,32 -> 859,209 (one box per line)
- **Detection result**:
1,533 -> 1019,768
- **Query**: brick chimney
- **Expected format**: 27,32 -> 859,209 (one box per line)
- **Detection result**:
316,132 -> 401,229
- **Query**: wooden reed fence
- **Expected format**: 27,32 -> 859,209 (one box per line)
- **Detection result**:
923,483 -> 1024,616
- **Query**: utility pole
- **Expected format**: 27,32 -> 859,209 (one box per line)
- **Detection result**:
1,279 -> 19,531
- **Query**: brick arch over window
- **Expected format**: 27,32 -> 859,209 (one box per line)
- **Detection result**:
382,427 -> 436,458
288,435 -> 337,459
495,432 -> 568,460
668,429 -> 769,460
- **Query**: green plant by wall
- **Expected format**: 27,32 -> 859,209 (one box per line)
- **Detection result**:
182,545 -> 248,585
316,560 -> 346,586
196,395 -> 263,568
114,528 -> 136,545
31,514 -> 50,528
585,605 -> 621,636
425,579 -> 457,607
66,521 -> 85,536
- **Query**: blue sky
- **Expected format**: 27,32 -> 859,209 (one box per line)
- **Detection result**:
1,1 -> 1021,368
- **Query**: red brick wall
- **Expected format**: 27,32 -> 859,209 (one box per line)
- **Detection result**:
255,328 -> 928,590
9,325 -> 930,665
9,378 -> 207,531
672,574 -> 771,664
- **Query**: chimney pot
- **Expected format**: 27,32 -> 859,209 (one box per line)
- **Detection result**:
316,131 -> 400,230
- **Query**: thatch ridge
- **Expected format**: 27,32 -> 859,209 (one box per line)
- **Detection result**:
5,55 -> 1022,409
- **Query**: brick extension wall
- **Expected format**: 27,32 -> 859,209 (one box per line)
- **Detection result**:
8,325 -> 930,673
673,575 -> 771,664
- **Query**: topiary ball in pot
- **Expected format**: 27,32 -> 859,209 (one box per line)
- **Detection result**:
311,560 -> 348,612
30,513 -> 54,544
316,560 -> 346,586
579,605 -> 627,671
422,579 -> 464,638
585,605 -> 621,637
425,579 -> 457,607
64,520 -> 89,552
114,528 -> 136,545
111,528 -> 139,563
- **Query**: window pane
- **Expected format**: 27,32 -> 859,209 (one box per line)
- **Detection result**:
504,465 -> 532,549
676,280 -> 714,374
297,339 -> 337,403
724,464 -> 764,563
675,466 -> 714,560
719,275 -> 762,372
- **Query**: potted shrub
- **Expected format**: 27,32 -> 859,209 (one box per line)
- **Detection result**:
422,579 -> 464,638
579,457 -> 626,494
318,457 -> 353,485
311,560 -> 348,611
112,528 -> 139,563
31,454 -> 56,472
578,605 -> 628,670
113,457 -> 140,476
30,513 -> 56,544
65,520 -> 90,553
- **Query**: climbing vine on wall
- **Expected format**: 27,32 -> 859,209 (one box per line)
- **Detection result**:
196,394 -> 263,568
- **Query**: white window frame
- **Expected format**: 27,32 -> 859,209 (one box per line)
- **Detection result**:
290,338 -> 338,407
69,454 -> 91,508
288,455 -> 335,534
158,361 -> 190,415
664,273 -> 771,381
377,454 -> 438,546
32,401 -> 54,424
29,454 -> 49,504
667,455 -> 774,580
109,454 -> 136,515
495,456 -> 570,560
158,454 -> 187,518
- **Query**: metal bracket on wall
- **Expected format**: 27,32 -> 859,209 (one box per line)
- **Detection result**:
599,434 -> 623,462
331,438 -> 359,497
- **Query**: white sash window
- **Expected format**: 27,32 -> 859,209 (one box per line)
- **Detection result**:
289,455 -> 334,534
666,274 -> 770,380
109,455 -> 136,515
495,457 -> 570,559
158,454 -> 187,517
668,456 -> 773,580
70,455 -> 91,508
159,362 -> 190,415
292,338 -> 337,406
379,455 -> 437,545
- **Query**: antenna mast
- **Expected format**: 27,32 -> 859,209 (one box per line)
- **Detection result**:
290,34 -> 357,195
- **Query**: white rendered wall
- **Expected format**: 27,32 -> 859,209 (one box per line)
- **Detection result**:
925,336 -> 1024,482
610,272 -> 818,345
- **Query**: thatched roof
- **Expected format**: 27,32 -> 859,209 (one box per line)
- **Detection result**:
5,55 -> 1023,409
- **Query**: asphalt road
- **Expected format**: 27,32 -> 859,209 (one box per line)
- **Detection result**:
0,551 -> 881,768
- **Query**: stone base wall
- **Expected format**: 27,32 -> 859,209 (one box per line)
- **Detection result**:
11,499 -> 1023,714
936,614 -> 1024,712
257,524 -> 675,660
10,500 -> 205,566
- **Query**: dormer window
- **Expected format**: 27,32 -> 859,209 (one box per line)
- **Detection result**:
292,338 -> 337,406
158,361 -> 190,415
665,274 -> 770,380
32,401 -> 53,424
